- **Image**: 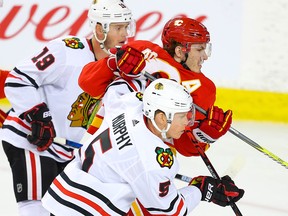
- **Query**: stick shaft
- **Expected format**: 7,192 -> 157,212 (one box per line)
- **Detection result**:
53,137 -> 83,148
185,131 -> 243,216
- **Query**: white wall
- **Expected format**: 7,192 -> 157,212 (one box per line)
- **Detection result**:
239,0 -> 288,93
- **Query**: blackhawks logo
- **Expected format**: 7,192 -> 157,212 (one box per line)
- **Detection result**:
67,92 -> 99,128
135,92 -> 143,101
155,147 -> 174,169
63,37 -> 84,49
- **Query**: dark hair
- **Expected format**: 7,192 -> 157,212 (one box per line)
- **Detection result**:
163,39 -> 183,57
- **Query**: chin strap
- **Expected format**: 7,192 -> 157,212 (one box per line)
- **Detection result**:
180,53 -> 190,70
151,118 -> 171,140
93,30 -> 109,54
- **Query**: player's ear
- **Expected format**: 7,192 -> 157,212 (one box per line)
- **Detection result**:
95,23 -> 105,39
155,112 -> 167,129
174,46 -> 184,62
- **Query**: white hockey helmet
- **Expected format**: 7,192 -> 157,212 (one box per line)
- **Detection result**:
88,0 -> 136,37
143,78 -> 195,139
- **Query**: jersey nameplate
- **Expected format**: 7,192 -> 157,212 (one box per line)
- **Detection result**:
112,113 -> 133,150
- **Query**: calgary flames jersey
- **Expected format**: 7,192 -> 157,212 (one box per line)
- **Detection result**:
0,69 -> 9,99
79,40 -> 216,121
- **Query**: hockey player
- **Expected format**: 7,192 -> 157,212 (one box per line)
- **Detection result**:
0,69 -> 8,99
79,17 -> 232,157
1,0 -> 135,215
42,78 -> 244,215
0,69 -> 9,127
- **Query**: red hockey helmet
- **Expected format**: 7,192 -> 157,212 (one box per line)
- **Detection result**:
161,17 -> 210,52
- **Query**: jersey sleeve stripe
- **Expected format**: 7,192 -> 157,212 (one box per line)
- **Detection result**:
146,194 -> 187,215
47,187 -> 94,216
53,178 -> 111,216
12,67 -> 39,88
58,171 -> 126,215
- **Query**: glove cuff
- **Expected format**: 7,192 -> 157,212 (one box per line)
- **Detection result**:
192,128 -> 217,144
107,55 -> 117,71
23,102 -> 52,123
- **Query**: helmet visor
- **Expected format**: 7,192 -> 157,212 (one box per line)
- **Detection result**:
186,104 -> 195,127
126,19 -> 136,37
189,43 -> 212,57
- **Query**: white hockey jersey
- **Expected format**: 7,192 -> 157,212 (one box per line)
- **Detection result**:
1,36 -> 98,162
42,83 -> 202,215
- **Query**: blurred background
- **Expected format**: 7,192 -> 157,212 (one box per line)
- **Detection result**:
0,0 -> 287,215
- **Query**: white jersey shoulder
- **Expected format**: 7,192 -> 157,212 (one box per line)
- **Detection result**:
2,36 -> 96,162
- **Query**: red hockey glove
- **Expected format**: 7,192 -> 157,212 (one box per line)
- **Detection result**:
0,109 -> 8,128
23,102 -> 56,151
193,106 -> 232,143
107,46 -> 146,80
190,175 -> 244,207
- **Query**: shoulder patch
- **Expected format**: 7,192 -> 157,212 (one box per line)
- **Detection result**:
155,147 -> 174,169
62,37 -> 85,49
135,92 -> 143,101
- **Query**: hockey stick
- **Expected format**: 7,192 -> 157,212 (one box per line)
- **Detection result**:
175,155 -> 245,183
175,173 -> 192,183
185,130 -> 243,216
143,71 -> 288,169
194,104 -> 288,169
53,137 -> 83,149
175,155 -> 246,183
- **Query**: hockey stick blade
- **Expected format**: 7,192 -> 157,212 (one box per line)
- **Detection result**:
53,137 -> 83,149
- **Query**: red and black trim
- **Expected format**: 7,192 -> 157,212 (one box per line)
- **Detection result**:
49,171 -> 126,215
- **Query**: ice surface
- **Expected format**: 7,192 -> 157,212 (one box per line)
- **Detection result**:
0,121 -> 287,216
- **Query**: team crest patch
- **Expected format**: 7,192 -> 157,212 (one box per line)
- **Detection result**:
155,147 -> 174,169
63,37 -> 84,49
135,92 -> 143,101
67,92 -> 98,128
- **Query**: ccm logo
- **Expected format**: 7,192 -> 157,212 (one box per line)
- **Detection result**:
43,111 -> 51,118
204,183 -> 214,201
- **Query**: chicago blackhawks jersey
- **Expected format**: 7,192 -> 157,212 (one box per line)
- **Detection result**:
42,89 -> 201,215
1,36 -> 97,162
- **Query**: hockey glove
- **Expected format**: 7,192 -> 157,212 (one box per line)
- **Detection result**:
193,106 -> 232,144
190,175 -> 244,207
23,102 -> 56,151
107,45 -> 146,80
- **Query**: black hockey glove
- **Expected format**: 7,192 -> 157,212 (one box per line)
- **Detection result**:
23,102 -> 56,151
190,175 -> 244,207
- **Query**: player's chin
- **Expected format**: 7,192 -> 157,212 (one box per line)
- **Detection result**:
173,131 -> 184,139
